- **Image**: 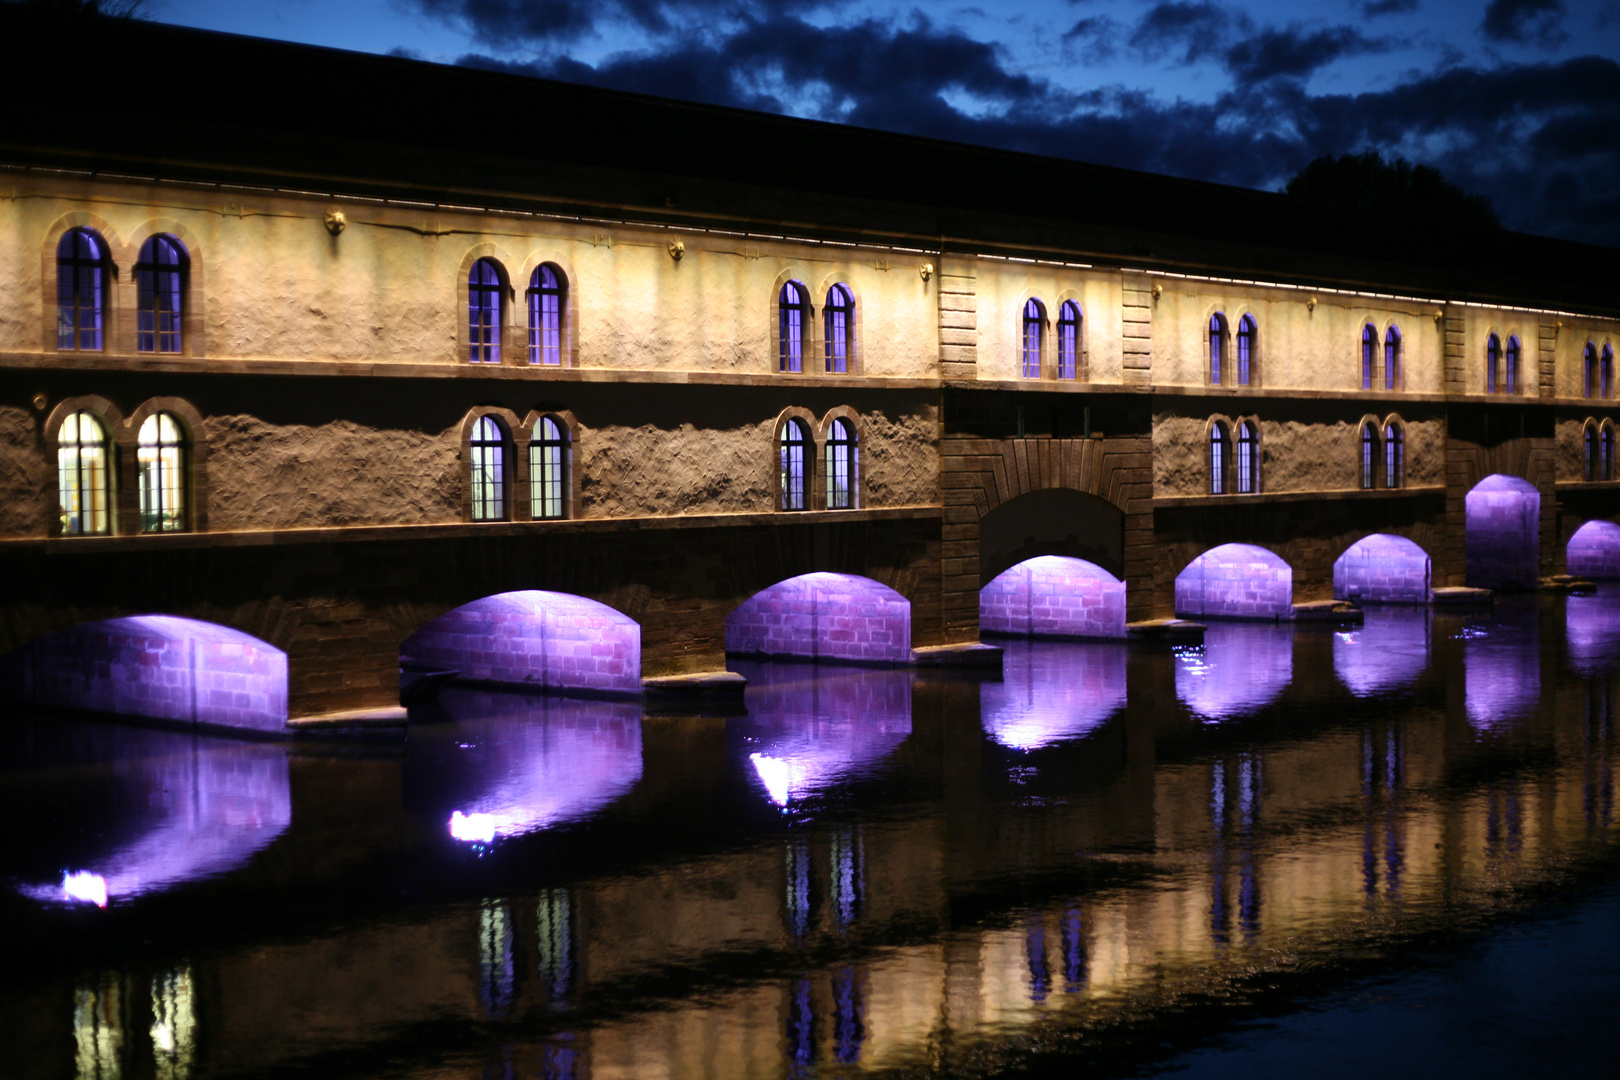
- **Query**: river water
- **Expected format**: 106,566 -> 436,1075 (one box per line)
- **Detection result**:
3,589 -> 1619,1079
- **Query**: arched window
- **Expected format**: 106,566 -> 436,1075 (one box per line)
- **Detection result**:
1057,300 -> 1081,380
1236,420 -> 1259,494
526,264 -> 565,366
1585,343 -> 1599,398
1585,423 -> 1599,482
825,417 -> 857,510
1504,335 -> 1521,394
1603,422 -> 1615,482
779,281 -> 810,373
57,228 -> 107,351
1210,313 -> 1228,385
469,416 -> 507,521
529,416 -> 569,520
135,235 -> 186,354
1209,421 -> 1230,495
58,410 -> 110,535
1384,326 -> 1401,391
1360,421 -> 1379,490
1021,299 -> 1044,379
1384,421 -> 1404,489
778,419 -> 809,510
137,412 -> 186,533
468,258 -> 503,364
824,284 -> 854,374
1236,314 -> 1257,386
1361,324 -> 1376,391
1604,346 -> 1615,400
1486,333 -> 1501,394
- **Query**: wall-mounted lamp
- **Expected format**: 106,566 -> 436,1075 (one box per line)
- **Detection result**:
1433,309 -> 1445,323
31,393 -> 47,412
1151,282 -> 1162,301
919,262 -> 933,282
1306,296 -> 1317,312
668,240 -> 684,261
324,208 -> 346,236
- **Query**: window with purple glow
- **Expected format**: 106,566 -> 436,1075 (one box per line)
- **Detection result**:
1585,423 -> 1598,482
58,411 -> 110,536
1210,313 -> 1227,385
526,263 -> 564,366
1210,421 -> 1229,494
468,258 -> 502,363
1236,421 -> 1258,493
1384,421 -> 1404,488
1585,343 -> 1598,398
1021,299 -> 1044,378
56,228 -> 106,351
778,281 -> 808,373
1487,333 -> 1501,394
1057,300 -> 1081,380
824,283 -> 853,373
1361,324 -> 1376,390
1236,314 -> 1256,386
469,416 -> 506,521
530,416 -> 568,519
135,235 -> 185,353
1505,335 -> 1521,394
1360,422 -> 1378,489
779,419 -> 808,510
1385,326 -> 1401,390
137,412 -> 186,533
1603,422 -> 1615,482
1604,346 -> 1615,399
825,417 -> 856,509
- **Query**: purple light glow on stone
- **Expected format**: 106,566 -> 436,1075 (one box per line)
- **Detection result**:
726,573 -> 911,665
1465,474 -> 1540,589
1334,534 -> 1432,603
980,557 -> 1127,640
1567,520 -> 1620,580
0,615 -> 288,731
1174,544 -> 1293,621
402,591 -> 641,696
1565,589 -> 1620,675
730,663 -> 911,806
982,640 -> 1126,749
1175,622 -> 1293,720
1333,606 -> 1430,696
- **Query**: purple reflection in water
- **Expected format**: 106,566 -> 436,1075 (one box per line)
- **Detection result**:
407,689 -> 643,842
1565,588 -> 1620,676
0,616 -> 287,731
1334,534 -> 1432,603
1465,474 -> 1540,589
727,573 -> 911,665
1334,607 -> 1431,697
730,663 -> 911,807
1464,608 -> 1541,732
982,640 -> 1126,749
1567,520 -> 1620,580
980,556 -> 1127,640
403,591 -> 640,697
1175,544 -> 1293,621
1176,622 -> 1293,721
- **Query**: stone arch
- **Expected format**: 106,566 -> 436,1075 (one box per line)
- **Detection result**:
0,615 -> 288,732
1567,520 -> 1620,579
980,555 -> 1126,640
1174,543 -> 1293,621
1334,533 -> 1432,603
1465,474 -> 1540,588
725,572 -> 911,665
401,590 -> 642,698
978,488 -> 1125,584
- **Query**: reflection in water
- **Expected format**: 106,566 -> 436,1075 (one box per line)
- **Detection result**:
1465,607 -> 1541,732
982,640 -> 1126,749
150,967 -> 195,1080
1566,588 -> 1620,676
1362,725 -> 1407,906
74,976 -> 121,1080
1177,623 -> 1293,720
1335,606 -> 1430,697
479,899 -> 516,1020
1210,754 -> 1264,944
731,664 -> 911,807
408,690 -> 643,842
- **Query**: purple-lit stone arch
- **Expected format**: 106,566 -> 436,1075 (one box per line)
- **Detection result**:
0,616 -> 287,732
402,591 -> 640,697
725,573 -> 911,665
1465,474 -> 1540,588
1174,544 -> 1293,621
980,556 -> 1126,640
1567,520 -> 1620,580
1333,534 -> 1432,604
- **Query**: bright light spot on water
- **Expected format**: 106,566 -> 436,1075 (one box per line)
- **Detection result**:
750,753 -> 794,807
62,871 -> 107,907
1454,626 -> 1489,640
449,810 -> 497,843
1336,632 -> 1357,643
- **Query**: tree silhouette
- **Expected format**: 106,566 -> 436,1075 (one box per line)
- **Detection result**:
1286,152 -> 1500,230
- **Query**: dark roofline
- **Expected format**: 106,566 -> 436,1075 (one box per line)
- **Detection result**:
2,7 -> 1614,317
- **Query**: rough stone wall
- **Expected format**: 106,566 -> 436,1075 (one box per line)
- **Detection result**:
979,557 -> 1126,639
971,267 -> 1123,383
0,405 -> 47,537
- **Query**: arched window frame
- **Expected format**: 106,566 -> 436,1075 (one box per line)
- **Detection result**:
819,409 -> 861,510
778,280 -> 811,374
1021,298 -> 1046,379
526,263 -> 567,367
1360,419 -> 1381,490
1584,419 -> 1600,482
46,397 -> 123,538
1056,300 -> 1082,381
1604,345 -> 1615,400
1235,314 -> 1258,387
1384,325 -> 1402,391
1504,334 -> 1522,395
135,411 -> 189,533
1361,323 -> 1377,391
1208,418 -> 1232,495
526,412 -> 573,520
775,411 -> 815,511
134,234 -> 188,355
1585,342 -> 1599,399
467,257 -> 506,364
823,283 -> 855,375
122,397 -> 206,534
1235,418 -> 1260,494
460,409 -> 520,522
1603,421 -> 1616,482
56,227 -> 109,352
1486,333 -> 1502,395
1209,312 -> 1229,386
1383,417 -> 1405,490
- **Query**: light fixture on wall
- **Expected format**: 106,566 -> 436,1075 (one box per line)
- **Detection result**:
668,240 -> 684,260
1151,282 -> 1162,301
324,208 -> 346,236
1306,296 -> 1317,312
919,262 -> 933,281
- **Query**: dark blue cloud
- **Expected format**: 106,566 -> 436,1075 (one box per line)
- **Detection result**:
1481,0 -> 1568,47
1225,25 -> 1390,82
1356,0 -> 1420,15
1127,1 -> 1247,64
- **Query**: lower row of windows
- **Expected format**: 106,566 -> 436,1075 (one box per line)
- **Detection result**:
1206,416 -> 1408,496
58,410 -> 185,536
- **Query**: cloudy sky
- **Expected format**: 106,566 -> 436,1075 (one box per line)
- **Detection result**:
153,0 -> 1619,247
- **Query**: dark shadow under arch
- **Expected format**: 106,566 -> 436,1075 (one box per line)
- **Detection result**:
979,488 -> 1125,587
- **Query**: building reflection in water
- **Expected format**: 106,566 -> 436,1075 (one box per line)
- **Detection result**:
408,690 -> 643,843
150,967 -> 195,1080
478,898 -> 516,1019
981,640 -> 1126,750
783,824 -> 869,1069
1334,606 -> 1431,697
1565,588 -> 1620,677
1464,608 -> 1541,732
1210,753 -> 1264,944
1176,623 -> 1293,721
1586,678 -> 1616,830
1362,723 -> 1407,907
731,664 -> 911,808
74,975 -> 121,1080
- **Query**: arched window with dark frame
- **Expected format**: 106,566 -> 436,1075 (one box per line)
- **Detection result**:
1209,421 -> 1230,495
824,284 -> 854,374
530,416 -> 569,520
1585,343 -> 1599,398
469,416 -> 507,521
526,264 -> 565,366
825,417 -> 857,510
137,412 -> 187,533
1236,420 -> 1259,494
1360,421 -> 1379,490
1236,314 -> 1257,386
58,410 -> 111,535
1603,422 -> 1615,482
1384,325 -> 1401,391
1604,346 -> 1615,400
1585,422 -> 1599,482
779,281 -> 810,373
1505,335 -> 1521,394
1384,421 -> 1404,489
1210,313 -> 1228,385
468,258 -> 503,364
779,419 -> 810,510
135,235 -> 186,354
1021,299 -> 1044,379
1362,324 -> 1376,390
1487,333 -> 1501,394
1057,300 -> 1081,380
57,228 -> 107,351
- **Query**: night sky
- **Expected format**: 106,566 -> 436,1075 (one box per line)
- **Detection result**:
152,1 -> 1619,247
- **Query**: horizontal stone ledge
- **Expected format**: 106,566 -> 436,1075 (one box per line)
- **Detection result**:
1153,485 -> 1446,509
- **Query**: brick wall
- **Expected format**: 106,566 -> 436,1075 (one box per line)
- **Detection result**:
1464,476 -> 1541,588
1332,534 -> 1433,603
1173,543 -> 1293,620
1565,520 -> 1620,579
724,573 -> 912,665
980,556 -> 1127,639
